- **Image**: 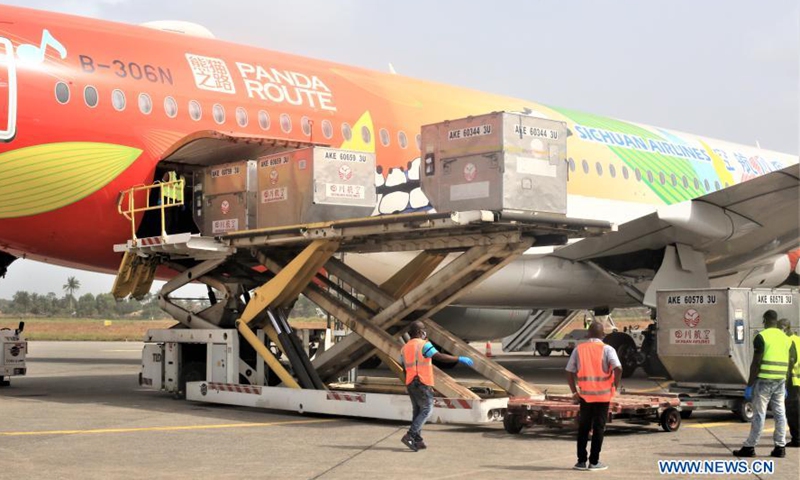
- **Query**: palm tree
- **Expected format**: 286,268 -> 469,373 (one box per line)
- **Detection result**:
63,276 -> 80,311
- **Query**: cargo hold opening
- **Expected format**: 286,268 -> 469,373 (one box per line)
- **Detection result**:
136,131 -> 318,239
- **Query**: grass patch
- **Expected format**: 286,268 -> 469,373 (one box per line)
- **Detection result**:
0,318 -> 177,341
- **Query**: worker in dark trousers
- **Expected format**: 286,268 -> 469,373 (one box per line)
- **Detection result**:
734,310 -> 793,458
780,318 -> 800,447
566,321 -> 622,471
399,320 -> 474,451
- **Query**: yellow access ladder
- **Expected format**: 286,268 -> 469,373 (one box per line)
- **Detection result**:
112,177 -> 185,299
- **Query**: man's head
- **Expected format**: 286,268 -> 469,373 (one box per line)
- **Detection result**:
587,321 -> 605,339
409,321 -> 427,340
763,309 -> 778,328
777,318 -> 792,335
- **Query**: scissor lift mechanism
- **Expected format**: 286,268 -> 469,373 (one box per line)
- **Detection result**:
116,209 -> 610,420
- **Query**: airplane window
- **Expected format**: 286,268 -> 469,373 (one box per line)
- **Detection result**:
84,85 -> 98,108
670,173 -> 677,186
693,178 -> 700,189
595,162 -> 603,176
416,134 -> 421,150
635,168 -> 642,182
212,104 -> 225,124
658,172 -> 665,185
398,131 -> 408,149
646,170 -> 654,183
703,179 -> 710,191
258,110 -> 270,130
322,120 -> 333,139
581,159 -> 589,174
280,114 -> 291,133
380,128 -> 390,147
714,180 -> 721,191
341,122 -> 352,141
111,89 -> 126,111
568,158 -> 575,172
608,164 -> 616,178
301,116 -> 312,136
622,166 -> 629,180
236,107 -> 248,127
361,125 -> 372,144
189,100 -> 202,121
682,176 -> 689,188
55,82 -> 70,104
164,96 -> 177,118
138,93 -> 152,115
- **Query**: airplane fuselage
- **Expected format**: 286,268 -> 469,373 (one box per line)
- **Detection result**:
0,6 -> 796,307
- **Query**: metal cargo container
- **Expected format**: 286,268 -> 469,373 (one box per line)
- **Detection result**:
256,147 -> 376,229
419,112 -> 568,215
656,288 -> 799,385
193,160 -> 257,236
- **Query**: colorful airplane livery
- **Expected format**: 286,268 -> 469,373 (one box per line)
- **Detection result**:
0,6 -> 797,328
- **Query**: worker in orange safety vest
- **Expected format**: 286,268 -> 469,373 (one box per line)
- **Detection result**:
566,321 -> 622,471
398,320 -> 474,452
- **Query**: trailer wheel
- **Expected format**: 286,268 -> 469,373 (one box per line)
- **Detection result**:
535,342 -> 551,357
503,412 -> 525,434
660,408 -> 681,432
733,400 -> 755,423
604,332 -> 637,378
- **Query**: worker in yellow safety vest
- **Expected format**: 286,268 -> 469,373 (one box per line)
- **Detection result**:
398,320 -> 473,452
734,310 -> 795,458
566,321 -> 622,471
779,318 -> 800,448
162,171 -> 184,204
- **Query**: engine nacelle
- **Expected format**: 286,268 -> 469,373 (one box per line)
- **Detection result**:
736,254 -> 793,288
431,307 -> 531,342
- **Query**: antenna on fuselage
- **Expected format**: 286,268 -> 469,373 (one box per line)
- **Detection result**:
388,63 -> 397,75
755,140 -> 761,149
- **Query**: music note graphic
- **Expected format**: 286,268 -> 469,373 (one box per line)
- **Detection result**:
16,29 -> 67,64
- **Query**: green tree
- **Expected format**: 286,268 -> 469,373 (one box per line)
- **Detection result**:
76,293 -> 96,317
63,276 -> 81,310
11,291 -> 31,314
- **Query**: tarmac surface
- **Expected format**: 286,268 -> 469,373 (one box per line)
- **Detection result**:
1,341 -> 798,479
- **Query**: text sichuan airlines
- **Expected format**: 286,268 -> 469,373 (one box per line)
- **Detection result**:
236,63 -> 336,111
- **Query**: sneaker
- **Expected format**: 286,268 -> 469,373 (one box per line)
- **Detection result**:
733,446 -> 756,458
770,446 -> 785,458
415,439 -> 427,450
588,462 -> 608,471
573,461 -> 588,471
401,433 -> 418,452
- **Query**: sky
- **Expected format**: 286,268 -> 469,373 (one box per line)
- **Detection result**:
0,0 -> 798,299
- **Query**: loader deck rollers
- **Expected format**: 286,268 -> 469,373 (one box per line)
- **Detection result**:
115,210 -> 611,423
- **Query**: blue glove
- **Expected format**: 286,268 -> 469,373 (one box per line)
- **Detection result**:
744,385 -> 753,401
458,356 -> 474,367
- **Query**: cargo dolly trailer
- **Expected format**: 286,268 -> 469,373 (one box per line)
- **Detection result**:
656,288 -> 799,421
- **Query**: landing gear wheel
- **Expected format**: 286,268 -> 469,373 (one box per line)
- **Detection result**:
660,407 -> 681,432
535,342 -> 551,357
604,332 -> 638,378
176,362 -> 205,400
503,413 -> 525,434
733,399 -> 755,423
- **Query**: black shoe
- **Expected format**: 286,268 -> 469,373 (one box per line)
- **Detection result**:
733,446 -> 756,458
415,440 -> 427,450
770,446 -> 785,458
787,440 -> 800,448
573,461 -> 588,471
401,433 -> 418,452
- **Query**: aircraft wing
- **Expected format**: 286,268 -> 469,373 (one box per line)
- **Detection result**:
552,164 -> 800,304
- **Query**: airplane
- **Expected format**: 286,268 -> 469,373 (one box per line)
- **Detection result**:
0,5 -> 797,345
